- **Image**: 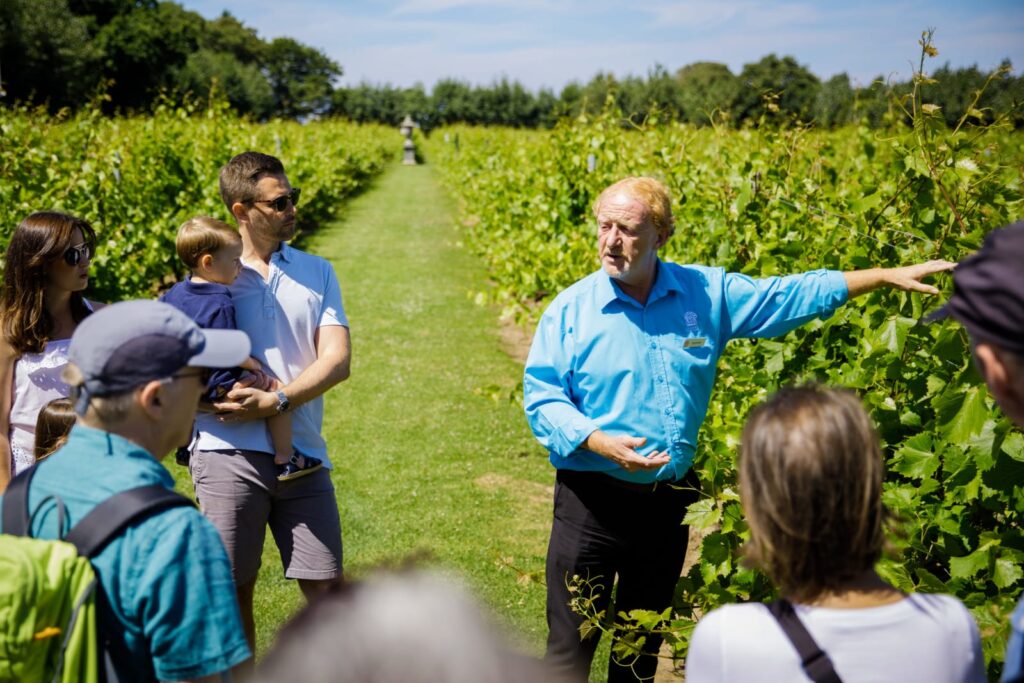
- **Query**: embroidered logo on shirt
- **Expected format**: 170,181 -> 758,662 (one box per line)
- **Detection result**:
683,312 -> 706,347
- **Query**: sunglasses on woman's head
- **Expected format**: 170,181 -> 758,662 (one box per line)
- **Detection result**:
63,242 -> 94,266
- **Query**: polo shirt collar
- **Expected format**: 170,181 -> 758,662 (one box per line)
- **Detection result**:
65,424 -> 175,487
275,242 -> 295,263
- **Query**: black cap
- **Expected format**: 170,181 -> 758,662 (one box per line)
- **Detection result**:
926,221 -> 1024,354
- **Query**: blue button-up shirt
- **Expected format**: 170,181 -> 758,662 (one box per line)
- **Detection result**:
524,261 -> 848,483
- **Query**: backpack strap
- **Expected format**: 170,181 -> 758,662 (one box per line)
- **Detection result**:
2,464 -> 38,536
65,485 -> 194,558
766,599 -> 843,683
4,469 -> 195,683
67,485 -> 195,683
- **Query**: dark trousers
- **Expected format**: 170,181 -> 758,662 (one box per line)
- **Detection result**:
544,469 -> 699,682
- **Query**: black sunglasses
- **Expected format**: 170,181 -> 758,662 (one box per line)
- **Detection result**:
63,242 -> 94,266
252,188 -> 301,212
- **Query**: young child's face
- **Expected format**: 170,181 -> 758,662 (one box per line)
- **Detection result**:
205,243 -> 243,285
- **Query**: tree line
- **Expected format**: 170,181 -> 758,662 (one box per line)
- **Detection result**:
2,2 -> 1021,131
339,57 -> 1023,132
1,0 -> 338,118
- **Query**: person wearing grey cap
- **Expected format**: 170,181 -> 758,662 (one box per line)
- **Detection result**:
928,221 -> 1024,682
0,300 -> 253,682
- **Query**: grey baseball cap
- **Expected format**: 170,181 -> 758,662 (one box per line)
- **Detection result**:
66,300 -> 251,414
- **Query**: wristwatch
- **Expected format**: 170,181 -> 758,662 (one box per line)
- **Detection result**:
275,390 -> 291,414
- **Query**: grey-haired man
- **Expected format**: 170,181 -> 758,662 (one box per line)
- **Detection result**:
0,300 -> 252,682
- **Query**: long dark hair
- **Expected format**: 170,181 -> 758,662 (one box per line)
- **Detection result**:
1,211 -> 96,353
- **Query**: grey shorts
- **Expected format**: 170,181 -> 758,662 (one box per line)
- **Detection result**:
190,449 -> 343,585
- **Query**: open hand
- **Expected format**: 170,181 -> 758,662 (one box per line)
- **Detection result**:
884,259 -> 955,295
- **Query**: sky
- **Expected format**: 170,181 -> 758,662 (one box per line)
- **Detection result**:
179,0 -> 1024,92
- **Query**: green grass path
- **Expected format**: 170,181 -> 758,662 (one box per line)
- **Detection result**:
247,163 -> 555,655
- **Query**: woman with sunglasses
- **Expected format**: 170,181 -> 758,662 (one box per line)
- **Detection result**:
0,211 -> 102,490
685,385 -> 985,682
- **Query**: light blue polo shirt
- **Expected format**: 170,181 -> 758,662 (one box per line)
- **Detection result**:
194,242 -> 348,464
0,425 -> 251,681
524,261 -> 848,483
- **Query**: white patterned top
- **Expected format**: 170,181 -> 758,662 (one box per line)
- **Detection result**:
9,338 -> 72,474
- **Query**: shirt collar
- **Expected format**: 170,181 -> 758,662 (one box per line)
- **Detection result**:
64,424 -> 175,486
183,274 -> 230,295
276,242 -> 294,263
240,242 -> 292,272
597,259 -> 684,309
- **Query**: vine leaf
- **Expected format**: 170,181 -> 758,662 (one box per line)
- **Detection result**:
994,558 -> 1024,590
893,433 -> 939,479
950,537 -> 999,579
683,498 -> 721,531
935,386 -> 989,442
1003,433 -> 1024,463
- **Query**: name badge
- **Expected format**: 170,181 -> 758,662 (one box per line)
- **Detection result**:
684,337 -> 707,348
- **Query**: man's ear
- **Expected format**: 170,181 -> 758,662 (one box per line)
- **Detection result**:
231,201 -> 249,223
655,223 -> 673,249
136,380 -> 164,419
975,342 -> 1022,407
198,253 -> 214,271
975,344 -> 1007,392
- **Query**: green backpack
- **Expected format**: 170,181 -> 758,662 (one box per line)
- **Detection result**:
0,466 -> 192,683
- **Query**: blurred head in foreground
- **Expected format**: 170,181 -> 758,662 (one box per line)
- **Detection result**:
739,385 -> 887,603
256,571 -> 561,683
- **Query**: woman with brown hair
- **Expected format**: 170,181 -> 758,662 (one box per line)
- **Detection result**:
0,211 -> 101,490
686,385 -> 984,682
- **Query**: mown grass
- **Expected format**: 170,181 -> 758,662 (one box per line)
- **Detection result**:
177,162 -> 563,664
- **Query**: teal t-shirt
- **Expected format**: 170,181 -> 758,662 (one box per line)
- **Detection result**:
0,425 -> 251,680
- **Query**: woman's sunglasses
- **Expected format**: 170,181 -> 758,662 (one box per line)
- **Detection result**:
63,242 -> 94,266
252,188 -> 301,212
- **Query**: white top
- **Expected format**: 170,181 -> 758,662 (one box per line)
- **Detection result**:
194,243 -> 347,465
685,594 -> 986,683
8,338 -> 72,474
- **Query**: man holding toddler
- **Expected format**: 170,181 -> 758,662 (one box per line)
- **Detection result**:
183,152 -> 352,655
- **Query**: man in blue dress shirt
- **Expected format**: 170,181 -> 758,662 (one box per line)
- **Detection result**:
524,176 -> 954,682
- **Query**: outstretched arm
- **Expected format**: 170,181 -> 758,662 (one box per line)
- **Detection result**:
844,260 -> 955,299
